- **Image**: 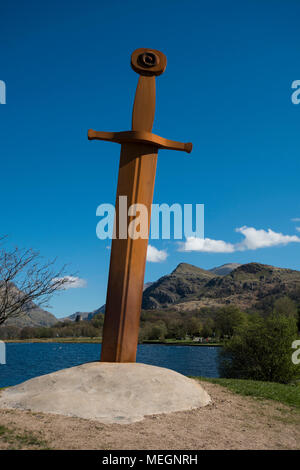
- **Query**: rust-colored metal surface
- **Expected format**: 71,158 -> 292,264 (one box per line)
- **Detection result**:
88,48 -> 192,362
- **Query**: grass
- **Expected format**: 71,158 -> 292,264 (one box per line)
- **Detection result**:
0,424 -> 50,449
195,377 -> 300,410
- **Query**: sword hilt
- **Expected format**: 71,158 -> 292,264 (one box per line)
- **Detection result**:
88,48 -> 193,155
130,48 -> 167,133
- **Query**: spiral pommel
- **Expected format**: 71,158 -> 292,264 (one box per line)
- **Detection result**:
131,48 -> 167,76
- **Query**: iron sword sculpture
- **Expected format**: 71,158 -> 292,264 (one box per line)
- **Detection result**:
88,48 -> 192,362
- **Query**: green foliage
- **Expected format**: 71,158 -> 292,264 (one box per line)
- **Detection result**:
139,308 -> 217,341
91,313 -> 104,329
201,318 -> 214,337
0,425 -> 50,449
0,316 -> 104,340
214,305 -> 247,337
219,314 -> 300,383
197,377 -> 300,409
184,317 -> 202,337
273,296 -> 298,318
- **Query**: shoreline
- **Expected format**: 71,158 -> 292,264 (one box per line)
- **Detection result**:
3,338 -> 222,346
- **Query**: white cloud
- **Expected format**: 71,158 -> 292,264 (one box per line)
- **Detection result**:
179,237 -> 235,253
235,226 -> 300,250
296,227 -> 300,233
52,276 -> 87,290
147,245 -> 168,262
291,218 -> 300,222
179,226 -> 300,253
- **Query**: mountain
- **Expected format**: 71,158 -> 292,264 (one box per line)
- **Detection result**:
209,263 -> 241,276
1,296 -> 58,328
142,263 -> 217,309
143,262 -> 300,312
0,281 -> 59,328
64,282 -> 154,321
64,305 -> 105,322
62,262 -> 300,322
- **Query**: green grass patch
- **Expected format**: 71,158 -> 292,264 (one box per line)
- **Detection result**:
194,377 -> 300,410
0,425 -> 12,437
0,424 -> 50,449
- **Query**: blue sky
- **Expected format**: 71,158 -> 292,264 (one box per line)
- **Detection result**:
0,0 -> 300,318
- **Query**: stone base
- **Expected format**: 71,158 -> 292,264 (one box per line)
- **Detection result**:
0,362 -> 211,424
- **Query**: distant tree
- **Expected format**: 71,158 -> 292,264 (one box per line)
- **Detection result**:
20,326 -> 34,340
184,317 -> 202,338
273,296 -> 298,319
215,305 -> 247,338
164,318 -> 185,340
147,321 -> 168,341
201,318 -> 215,338
219,314 -> 300,384
0,325 -> 20,340
91,314 -> 104,329
36,327 -> 55,339
0,237 -> 72,325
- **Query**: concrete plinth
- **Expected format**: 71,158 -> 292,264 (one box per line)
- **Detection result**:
0,362 -> 211,424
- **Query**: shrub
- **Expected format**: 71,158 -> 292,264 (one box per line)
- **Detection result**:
219,314 -> 300,384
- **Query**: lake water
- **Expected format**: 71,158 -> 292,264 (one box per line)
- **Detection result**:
0,343 -> 220,388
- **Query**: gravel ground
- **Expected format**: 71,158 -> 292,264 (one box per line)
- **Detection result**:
0,380 -> 299,450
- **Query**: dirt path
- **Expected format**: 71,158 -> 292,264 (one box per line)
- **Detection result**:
0,381 -> 299,450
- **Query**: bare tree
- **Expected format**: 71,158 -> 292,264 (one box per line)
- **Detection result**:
0,237 -> 74,325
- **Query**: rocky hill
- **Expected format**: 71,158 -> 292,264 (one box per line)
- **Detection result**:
142,262 -> 300,312
1,301 -> 58,328
64,282 -> 153,321
209,263 -> 241,276
142,263 -> 217,309
58,262 -> 300,322
65,306 -> 105,322
0,281 -> 58,328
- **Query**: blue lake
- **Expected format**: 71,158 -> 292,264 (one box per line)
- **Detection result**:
0,343 -> 220,388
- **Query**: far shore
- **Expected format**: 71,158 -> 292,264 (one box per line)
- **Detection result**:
3,338 -> 223,346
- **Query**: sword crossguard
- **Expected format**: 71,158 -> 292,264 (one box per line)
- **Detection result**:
88,129 -> 192,154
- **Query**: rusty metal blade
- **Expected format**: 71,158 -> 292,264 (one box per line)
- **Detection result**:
101,142 -> 157,362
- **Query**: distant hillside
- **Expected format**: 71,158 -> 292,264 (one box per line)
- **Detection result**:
65,305 -> 104,322
142,263 -> 217,309
142,262 -> 300,312
64,282 -> 153,321
209,263 -> 241,276
1,296 -> 58,328
60,262 -> 300,322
